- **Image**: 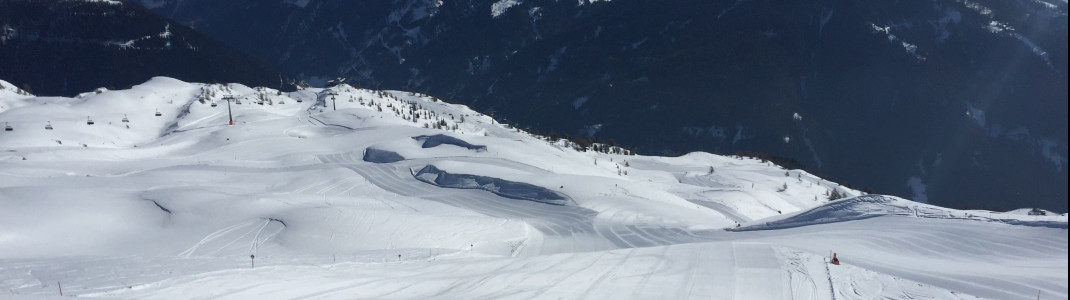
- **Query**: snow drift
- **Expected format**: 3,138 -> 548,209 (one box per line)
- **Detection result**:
733,194 -> 1068,231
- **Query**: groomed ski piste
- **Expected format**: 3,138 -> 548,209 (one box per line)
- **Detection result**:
0,77 -> 1065,299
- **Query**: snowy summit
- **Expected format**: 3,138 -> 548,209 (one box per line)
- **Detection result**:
0,77 -> 1065,299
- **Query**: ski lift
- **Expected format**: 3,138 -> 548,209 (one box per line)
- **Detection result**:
235,99 -> 242,105
295,98 -> 302,103
278,99 -> 285,104
122,114 -> 129,123
211,102 -> 218,107
87,117 -> 95,125
4,122 -> 11,132
45,121 -> 53,130
154,109 -> 162,117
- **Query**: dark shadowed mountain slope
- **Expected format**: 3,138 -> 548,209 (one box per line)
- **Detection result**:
0,0 -> 292,96
142,0 -> 1067,212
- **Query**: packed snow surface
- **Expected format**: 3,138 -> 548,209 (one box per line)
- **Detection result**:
0,77 -> 1065,299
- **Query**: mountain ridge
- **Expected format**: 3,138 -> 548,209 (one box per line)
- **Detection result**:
0,76 -> 1065,298
0,0 -> 293,97
131,0 -> 1068,212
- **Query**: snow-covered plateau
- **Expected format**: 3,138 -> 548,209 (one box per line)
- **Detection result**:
0,77 -> 1065,299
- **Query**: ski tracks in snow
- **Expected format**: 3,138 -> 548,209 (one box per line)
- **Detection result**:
775,247 -> 829,300
179,220 -> 256,258
179,219 -> 282,258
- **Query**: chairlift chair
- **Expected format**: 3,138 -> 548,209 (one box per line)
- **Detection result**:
122,114 -> 129,123
87,117 -> 95,125
4,122 -> 12,132
236,99 -> 242,105
45,121 -> 53,130
211,102 -> 218,107
155,110 -> 162,117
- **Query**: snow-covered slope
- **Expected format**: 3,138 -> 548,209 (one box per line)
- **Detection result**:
0,80 -> 33,98
0,77 -> 1065,299
733,194 -> 1068,231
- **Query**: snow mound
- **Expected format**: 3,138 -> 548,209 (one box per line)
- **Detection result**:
412,134 -> 487,151
362,147 -> 405,163
1003,207 -> 1056,216
413,165 -> 570,205
733,194 -> 1067,231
